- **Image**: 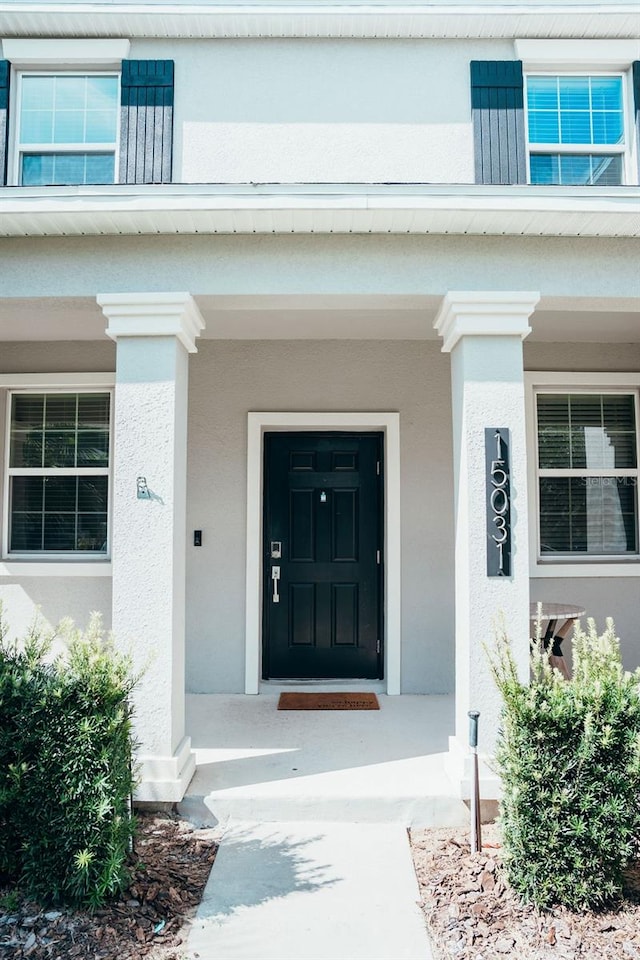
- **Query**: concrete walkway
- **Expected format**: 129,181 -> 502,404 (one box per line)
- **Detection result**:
186,820 -> 434,960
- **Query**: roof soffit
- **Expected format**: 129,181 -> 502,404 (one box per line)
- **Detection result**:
0,3 -> 639,40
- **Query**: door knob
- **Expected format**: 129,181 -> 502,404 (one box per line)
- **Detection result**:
271,565 -> 280,603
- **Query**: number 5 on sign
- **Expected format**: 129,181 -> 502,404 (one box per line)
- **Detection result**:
485,428 -> 511,577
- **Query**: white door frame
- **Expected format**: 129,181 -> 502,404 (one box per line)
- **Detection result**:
245,412 -> 401,695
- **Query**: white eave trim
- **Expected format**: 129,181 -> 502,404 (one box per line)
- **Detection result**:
0,3 -> 639,40
0,183 -> 638,238
2,38 -> 130,64
515,38 -> 640,70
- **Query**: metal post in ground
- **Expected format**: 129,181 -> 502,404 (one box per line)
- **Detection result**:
468,710 -> 482,854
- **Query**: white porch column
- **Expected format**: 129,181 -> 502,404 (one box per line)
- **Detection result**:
434,291 -> 539,798
97,292 -> 205,802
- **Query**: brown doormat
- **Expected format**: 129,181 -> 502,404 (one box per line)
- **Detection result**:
277,692 -> 379,710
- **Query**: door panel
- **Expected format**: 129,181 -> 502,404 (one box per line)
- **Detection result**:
263,432 -> 383,680
290,489 -> 315,561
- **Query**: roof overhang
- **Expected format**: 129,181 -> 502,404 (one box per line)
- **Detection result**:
0,183 -> 638,238
0,2 -> 638,41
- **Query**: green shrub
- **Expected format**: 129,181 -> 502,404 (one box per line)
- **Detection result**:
0,609 -> 138,907
490,617 -> 640,911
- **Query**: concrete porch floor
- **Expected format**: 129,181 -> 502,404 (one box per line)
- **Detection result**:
179,693 -> 472,827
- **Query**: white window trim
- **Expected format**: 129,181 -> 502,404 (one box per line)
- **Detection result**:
11,68 -> 121,187
0,373 -> 114,577
0,374 -> 115,389
525,372 -> 640,578
245,412 -> 401,695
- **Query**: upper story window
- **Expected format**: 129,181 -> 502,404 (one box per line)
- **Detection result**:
471,43 -> 639,187
526,74 -> 627,186
17,72 -> 119,186
0,40 -> 174,187
6,391 -> 111,556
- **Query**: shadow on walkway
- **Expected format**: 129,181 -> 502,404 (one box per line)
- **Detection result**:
198,824 -> 339,920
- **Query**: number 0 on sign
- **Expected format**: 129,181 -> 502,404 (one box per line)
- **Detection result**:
485,428 -> 511,577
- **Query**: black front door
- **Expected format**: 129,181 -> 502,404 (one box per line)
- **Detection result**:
263,432 -> 383,680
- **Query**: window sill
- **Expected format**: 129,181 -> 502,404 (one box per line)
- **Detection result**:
532,561 -> 640,578
0,561 -> 112,578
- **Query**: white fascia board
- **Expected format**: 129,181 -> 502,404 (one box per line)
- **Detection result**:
2,38 -> 130,65
0,3 -> 639,40
0,184 -> 638,238
515,39 -> 640,70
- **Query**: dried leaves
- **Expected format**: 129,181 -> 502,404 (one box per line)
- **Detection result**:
0,812 -> 218,960
411,824 -> 640,960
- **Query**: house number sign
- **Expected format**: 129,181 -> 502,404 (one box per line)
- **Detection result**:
485,428 -> 511,577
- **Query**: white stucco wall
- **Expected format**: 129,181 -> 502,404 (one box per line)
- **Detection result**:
524,341 -> 640,374
1,235 -> 638,302
0,336 -> 638,691
186,339 -> 455,694
185,337 -> 639,695
0,576 -> 112,644
0,341 -> 116,374
126,38 -> 513,184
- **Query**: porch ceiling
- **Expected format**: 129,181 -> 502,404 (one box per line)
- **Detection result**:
1,184 -> 638,239
1,295 -> 639,343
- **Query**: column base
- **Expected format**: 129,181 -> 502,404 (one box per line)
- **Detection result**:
445,735 -> 503,802
134,736 -> 196,803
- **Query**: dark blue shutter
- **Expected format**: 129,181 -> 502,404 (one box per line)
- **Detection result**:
119,60 -> 174,184
471,61 -> 526,185
633,62 -> 640,182
0,61 -> 9,186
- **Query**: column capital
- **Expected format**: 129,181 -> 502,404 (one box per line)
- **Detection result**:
97,292 -> 205,353
434,291 -> 539,354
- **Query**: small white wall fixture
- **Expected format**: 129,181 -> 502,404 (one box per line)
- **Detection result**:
245,412 -> 401,695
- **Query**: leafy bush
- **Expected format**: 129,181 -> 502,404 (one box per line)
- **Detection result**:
490,617 -> 640,910
0,609 -> 138,907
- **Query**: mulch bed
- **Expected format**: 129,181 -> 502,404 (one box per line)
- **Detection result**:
5,813 -> 640,960
0,811 -> 219,960
410,823 -> 640,960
